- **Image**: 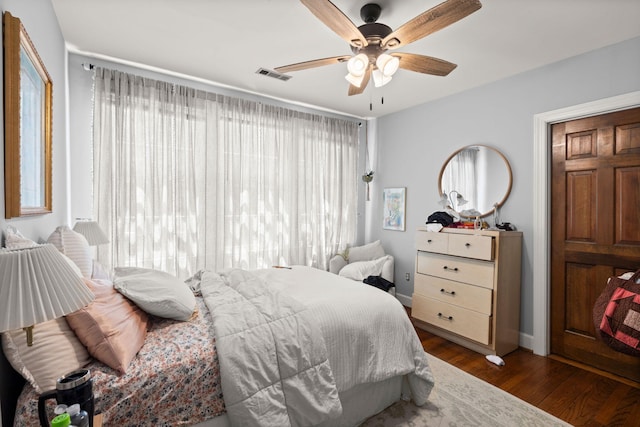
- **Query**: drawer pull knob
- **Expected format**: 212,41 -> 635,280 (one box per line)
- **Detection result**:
443,266 -> 459,272
427,239 -> 433,243
437,312 -> 454,321
440,289 -> 456,296
465,243 -> 471,247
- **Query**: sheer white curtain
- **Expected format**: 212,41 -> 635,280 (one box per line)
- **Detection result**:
441,148 -> 478,211
92,67 -> 358,278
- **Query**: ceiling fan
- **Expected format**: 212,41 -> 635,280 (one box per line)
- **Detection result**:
275,0 -> 482,96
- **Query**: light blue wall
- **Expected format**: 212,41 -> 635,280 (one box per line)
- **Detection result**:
370,36 -> 640,337
0,0 -> 70,242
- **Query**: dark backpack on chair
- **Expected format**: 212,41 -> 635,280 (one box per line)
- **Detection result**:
363,275 -> 394,292
592,269 -> 640,357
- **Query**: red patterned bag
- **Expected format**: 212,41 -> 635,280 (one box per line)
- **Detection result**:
593,269 -> 640,357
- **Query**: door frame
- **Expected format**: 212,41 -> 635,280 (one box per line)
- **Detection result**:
532,91 -> 640,356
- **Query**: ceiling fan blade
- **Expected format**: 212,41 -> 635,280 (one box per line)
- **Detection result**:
394,53 -> 457,76
348,65 -> 371,96
275,55 -> 351,73
301,0 -> 368,48
382,0 -> 482,50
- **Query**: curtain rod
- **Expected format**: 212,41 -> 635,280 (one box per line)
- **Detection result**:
82,63 -> 94,71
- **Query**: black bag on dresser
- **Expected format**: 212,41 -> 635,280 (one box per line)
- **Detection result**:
592,269 -> 640,357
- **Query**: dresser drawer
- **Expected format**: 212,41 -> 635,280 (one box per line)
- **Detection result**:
412,294 -> 491,345
416,252 -> 495,289
414,274 -> 492,315
448,233 -> 494,260
415,231 -> 448,254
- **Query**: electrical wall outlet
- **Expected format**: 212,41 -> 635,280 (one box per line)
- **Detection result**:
405,272 -> 410,281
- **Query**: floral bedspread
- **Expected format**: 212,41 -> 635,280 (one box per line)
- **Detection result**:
14,297 -> 225,427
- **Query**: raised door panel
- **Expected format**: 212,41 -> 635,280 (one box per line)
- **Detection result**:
567,130 -> 597,160
615,122 -> 640,155
616,166 -> 640,245
414,273 -> 492,315
564,263 -> 604,339
566,170 -> 597,242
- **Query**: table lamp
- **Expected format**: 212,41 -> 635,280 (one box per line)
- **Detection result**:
73,220 -> 109,246
0,244 -> 95,346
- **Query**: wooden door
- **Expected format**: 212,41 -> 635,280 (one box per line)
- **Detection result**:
551,107 -> 640,382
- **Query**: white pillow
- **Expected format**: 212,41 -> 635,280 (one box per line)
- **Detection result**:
113,267 -> 196,321
4,226 -> 38,249
1,318 -> 92,394
47,225 -> 93,278
339,256 -> 389,281
348,240 -> 386,263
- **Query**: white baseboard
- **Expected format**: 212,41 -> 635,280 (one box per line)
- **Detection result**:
519,332 -> 534,351
396,293 -> 412,307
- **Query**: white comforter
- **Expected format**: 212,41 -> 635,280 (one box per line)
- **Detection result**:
198,266 -> 434,427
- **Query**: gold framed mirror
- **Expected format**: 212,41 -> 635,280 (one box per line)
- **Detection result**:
438,144 -> 512,218
3,12 -> 53,219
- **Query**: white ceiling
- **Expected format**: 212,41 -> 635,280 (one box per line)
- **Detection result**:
51,0 -> 640,119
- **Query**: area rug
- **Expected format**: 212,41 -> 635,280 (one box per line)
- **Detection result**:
362,354 -> 572,427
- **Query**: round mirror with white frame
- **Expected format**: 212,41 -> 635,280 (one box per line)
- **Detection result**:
438,144 -> 512,219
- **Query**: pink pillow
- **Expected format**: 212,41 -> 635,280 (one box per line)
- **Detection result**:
66,279 -> 148,374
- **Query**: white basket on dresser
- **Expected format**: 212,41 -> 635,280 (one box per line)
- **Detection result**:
412,226 -> 523,356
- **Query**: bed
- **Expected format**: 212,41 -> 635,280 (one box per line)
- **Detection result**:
6,264 -> 433,427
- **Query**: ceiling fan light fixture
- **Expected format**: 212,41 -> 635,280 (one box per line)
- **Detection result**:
279,0 -> 482,97
345,72 -> 365,88
372,69 -> 392,87
376,54 -> 399,77
347,53 -> 369,76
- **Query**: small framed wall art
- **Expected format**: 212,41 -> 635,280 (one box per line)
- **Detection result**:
382,187 -> 406,231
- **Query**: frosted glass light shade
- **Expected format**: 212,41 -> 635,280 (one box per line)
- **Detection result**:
0,244 -> 95,333
372,69 -> 392,88
347,54 -> 368,76
376,54 -> 399,77
345,72 -> 365,88
73,220 -> 109,245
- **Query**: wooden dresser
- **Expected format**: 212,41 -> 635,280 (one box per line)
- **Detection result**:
412,227 -> 522,356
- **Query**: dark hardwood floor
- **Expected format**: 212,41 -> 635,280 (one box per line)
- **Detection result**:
413,325 -> 640,427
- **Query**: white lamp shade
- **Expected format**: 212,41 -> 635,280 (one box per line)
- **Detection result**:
455,193 -> 469,206
347,54 -> 368,76
376,54 -> 399,77
0,244 -> 95,332
73,220 -> 109,245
